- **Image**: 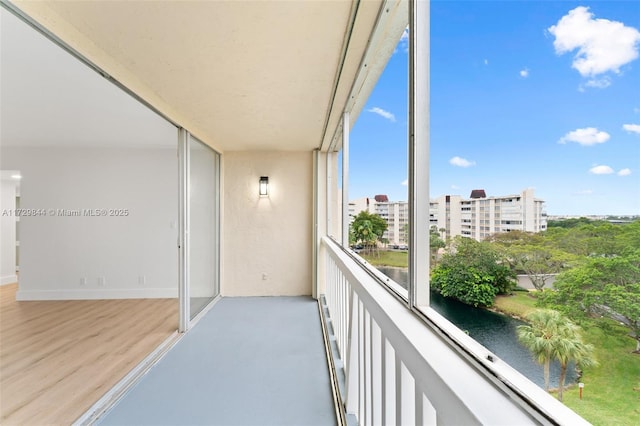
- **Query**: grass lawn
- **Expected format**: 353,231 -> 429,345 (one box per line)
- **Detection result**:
498,294 -> 640,425
360,250 -> 408,268
493,292 -> 539,319
558,320 -> 640,426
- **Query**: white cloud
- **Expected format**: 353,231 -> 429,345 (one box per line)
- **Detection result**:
558,127 -> 610,146
451,184 -> 460,189
618,168 -> 632,176
548,6 -> 640,78
583,76 -> 611,89
520,68 -> 529,78
574,189 -> 593,195
394,26 -> 409,54
400,26 -> 409,42
401,179 -> 408,186
484,59 -> 489,65
367,107 -> 396,122
589,165 -> 614,175
623,123 -> 640,134
449,156 -> 476,168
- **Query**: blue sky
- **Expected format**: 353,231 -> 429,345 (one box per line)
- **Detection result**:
349,1 -> 640,216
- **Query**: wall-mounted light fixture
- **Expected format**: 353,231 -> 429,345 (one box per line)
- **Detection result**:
259,176 -> 269,197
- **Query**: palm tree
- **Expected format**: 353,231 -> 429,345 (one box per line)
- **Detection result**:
553,326 -> 597,402
517,309 -> 565,391
518,309 -> 597,401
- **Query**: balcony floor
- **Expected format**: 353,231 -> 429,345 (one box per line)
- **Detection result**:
98,296 -> 337,426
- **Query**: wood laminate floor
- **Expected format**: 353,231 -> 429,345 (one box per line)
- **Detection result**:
0,283 -> 178,425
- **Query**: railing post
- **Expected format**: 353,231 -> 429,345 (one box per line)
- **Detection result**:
345,291 -> 359,416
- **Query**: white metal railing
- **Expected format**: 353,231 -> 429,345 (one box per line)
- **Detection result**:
322,236 -> 590,426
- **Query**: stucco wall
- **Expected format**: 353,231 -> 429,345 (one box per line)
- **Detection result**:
223,151 -> 312,296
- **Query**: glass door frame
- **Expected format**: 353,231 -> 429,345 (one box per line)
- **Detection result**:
178,128 -> 221,332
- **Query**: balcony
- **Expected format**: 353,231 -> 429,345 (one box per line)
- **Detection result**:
82,237 -> 589,425
0,1 -> 592,424
92,297 -> 338,425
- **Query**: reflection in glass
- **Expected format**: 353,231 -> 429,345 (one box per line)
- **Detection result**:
188,136 -> 220,318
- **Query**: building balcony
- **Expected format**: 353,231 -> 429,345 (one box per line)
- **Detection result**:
80,237 -> 590,425
0,1 -> 590,424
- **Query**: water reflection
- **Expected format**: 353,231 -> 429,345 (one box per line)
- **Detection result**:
377,266 -> 577,389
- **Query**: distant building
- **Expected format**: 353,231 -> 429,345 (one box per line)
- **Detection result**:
349,196 -> 408,245
430,188 -> 547,241
351,188 -> 546,245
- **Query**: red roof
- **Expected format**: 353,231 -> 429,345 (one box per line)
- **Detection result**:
470,189 -> 486,199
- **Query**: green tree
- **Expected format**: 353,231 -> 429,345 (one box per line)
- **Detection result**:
546,217 -> 599,229
517,309 -> 565,391
431,237 -> 515,307
517,309 -> 597,401
544,221 -> 632,257
350,211 -> 388,254
429,226 -> 446,268
513,248 -> 572,291
553,325 -> 597,402
540,251 -> 640,352
489,231 -> 573,291
488,231 -> 575,291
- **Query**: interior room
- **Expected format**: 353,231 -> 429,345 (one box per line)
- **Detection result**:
0,8 -> 183,423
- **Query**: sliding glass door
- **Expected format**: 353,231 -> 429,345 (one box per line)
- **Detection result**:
188,135 -> 220,318
178,130 -> 220,330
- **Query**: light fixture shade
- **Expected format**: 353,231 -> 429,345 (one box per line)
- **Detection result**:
259,176 -> 269,197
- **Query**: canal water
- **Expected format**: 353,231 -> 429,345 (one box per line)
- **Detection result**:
377,266 -> 577,389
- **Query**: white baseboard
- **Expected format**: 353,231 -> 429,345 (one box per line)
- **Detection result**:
1,275 -> 18,286
16,287 -> 178,301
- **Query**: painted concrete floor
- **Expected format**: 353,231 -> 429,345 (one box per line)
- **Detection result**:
98,297 -> 337,426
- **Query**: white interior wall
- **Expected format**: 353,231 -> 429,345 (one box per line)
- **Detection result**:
223,151 -> 312,296
1,146 -> 178,300
1,179 -> 18,285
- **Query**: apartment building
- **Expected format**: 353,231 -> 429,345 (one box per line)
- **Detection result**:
349,195 -> 409,245
352,188 -> 545,245
430,188 -> 547,241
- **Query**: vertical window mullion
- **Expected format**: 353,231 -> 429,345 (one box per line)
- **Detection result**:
178,128 -> 190,332
342,113 -> 350,247
408,0 -> 430,308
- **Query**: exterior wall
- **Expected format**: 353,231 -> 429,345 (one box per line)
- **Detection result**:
223,151 -> 312,296
349,196 -> 371,220
431,189 -> 546,241
350,197 -> 409,245
1,146 -> 178,300
356,190 -> 545,244
1,179 -> 18,285
447,195 -> 462,239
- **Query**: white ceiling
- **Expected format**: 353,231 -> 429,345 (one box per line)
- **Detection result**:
1,0 -> 392,153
